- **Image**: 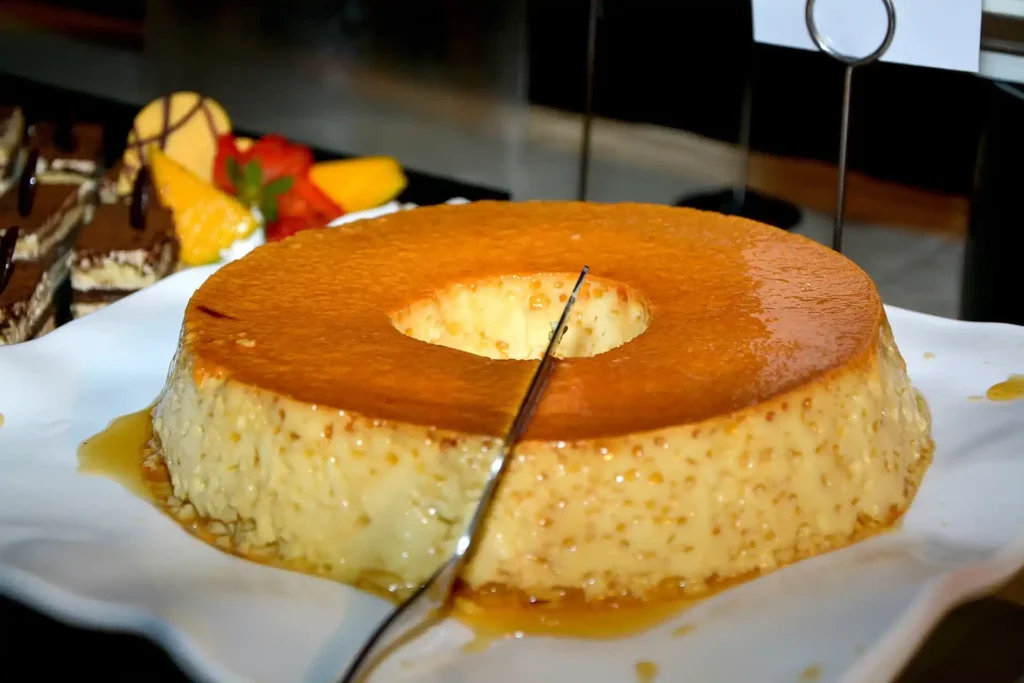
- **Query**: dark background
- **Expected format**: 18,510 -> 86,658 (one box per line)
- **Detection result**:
10,0 -> 987,197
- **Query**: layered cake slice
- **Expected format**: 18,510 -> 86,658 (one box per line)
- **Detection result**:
0,150 -> 88,271
0,106 -> 24,180
98,162 -> 125,204
71,169 -> 178,317
31,121 -> 103,186
0,227 -> 59,344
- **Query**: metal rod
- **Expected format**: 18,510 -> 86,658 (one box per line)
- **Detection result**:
834,65 -> 854,252
732,75 -> 754,212
805,0 -> 896,254
730,0 -> 759,212
577,0 -> 599,201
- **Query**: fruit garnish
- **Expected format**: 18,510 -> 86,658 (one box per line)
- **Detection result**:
276,175 -> 342,223
212,133 -> 247,195
265,215 -> 326,242
248,134 -> 313,183
308,157 -> 407,213
213,133 -> 343,241
150,147 -> 258,266
118,93 -> 231,196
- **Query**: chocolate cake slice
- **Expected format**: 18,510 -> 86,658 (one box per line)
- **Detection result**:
71,168 -> 178,318
0,153 -> 87,270
97,162 -> 124,204
0,228 -> 60,344
31,121 -> 103,186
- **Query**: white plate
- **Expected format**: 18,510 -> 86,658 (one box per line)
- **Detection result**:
1,265 -> 1024,683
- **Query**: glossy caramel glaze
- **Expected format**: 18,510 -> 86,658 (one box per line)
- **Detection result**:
187,201 -> 879,441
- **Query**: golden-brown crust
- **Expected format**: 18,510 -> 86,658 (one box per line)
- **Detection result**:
184,201 -> 881,441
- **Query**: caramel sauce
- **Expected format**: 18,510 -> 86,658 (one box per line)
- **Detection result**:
671,623 -> 696,638
76,407 -> 314,570
187,201 -> 882,441
635,660 -> 659,683
459,630 -> 501,654
800,664 -> 823,682
77,407 -> 157,501
452,595 -> 691,641
986,374 -> 1024,402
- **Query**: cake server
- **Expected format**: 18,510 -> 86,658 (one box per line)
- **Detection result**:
339,265 -> 590,683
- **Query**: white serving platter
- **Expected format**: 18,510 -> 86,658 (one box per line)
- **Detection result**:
1,229 -> 1023,683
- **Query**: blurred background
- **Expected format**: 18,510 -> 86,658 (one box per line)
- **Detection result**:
3,0 -> 1021,324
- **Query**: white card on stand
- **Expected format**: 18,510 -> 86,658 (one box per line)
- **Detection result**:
752,0 -> 982,73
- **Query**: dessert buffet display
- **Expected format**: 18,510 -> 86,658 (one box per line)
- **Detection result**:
3,106 -> 1024,683
150,201 -> 934,608
0,93 -> 408,340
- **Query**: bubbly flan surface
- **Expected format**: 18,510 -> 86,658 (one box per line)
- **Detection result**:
154,201 -> 933,604
185,201 -> 879,441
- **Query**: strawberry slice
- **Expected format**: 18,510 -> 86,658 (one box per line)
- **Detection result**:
212,134 -> 250,195
277,175 -> 343,222
249,134 -> 313,183
211,132 -> 343,233
265,215 -> 325,242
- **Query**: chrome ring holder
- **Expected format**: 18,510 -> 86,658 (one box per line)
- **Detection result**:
805,0 -> 896,252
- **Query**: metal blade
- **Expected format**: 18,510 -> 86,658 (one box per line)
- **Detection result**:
453,264 -> 590,560
337,265 -> 590,683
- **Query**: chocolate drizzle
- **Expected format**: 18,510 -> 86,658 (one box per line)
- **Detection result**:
130,165 -> 151,231
0,226 -> 19,295
17,149 -> 39,218
196,304 -> 240,321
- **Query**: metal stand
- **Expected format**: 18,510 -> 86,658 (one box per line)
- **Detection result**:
805,0 -> 896,253
577,0 -> 600,201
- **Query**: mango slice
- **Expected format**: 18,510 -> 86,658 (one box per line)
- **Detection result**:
150,147 -> 258,266
308,157 -> 407,213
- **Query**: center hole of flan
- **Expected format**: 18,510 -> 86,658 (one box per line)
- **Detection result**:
391,273 -> 651,360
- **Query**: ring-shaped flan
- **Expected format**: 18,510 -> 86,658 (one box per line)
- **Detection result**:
153,201 -> 933,606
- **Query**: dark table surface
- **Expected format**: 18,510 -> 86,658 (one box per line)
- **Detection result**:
2,73 -> 1023,683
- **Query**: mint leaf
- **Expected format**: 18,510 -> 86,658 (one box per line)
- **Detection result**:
243,160 -> 262,189
263,175 -> 294,198
226,157 -> 243,188
260,195 -> 279,224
